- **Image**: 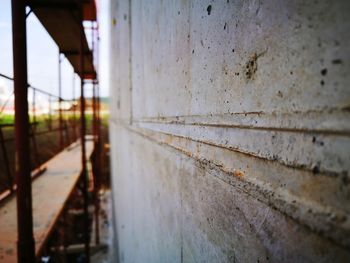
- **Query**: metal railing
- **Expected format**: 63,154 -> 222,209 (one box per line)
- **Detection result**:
0,73 -> 81,200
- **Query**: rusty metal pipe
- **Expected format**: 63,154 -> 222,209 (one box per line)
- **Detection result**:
11,0 -> 35,261
79,10 -> 90,263
91,21 -> 100,246
48,94 -> 52,131
92,22 -> 97,145
58,52 -> 64,150
0,127 -> 13,192
32,88 -> 36,124
72,72 -> 77,141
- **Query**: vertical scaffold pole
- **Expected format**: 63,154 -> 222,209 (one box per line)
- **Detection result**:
91,21 -> 100,246
92,22 -> 97,146
73,72 -> 77,141
11,0 -> 35,261
79,8 -> 90,263
58,52 -> 64,150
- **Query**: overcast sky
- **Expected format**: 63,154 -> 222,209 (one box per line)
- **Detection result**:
0,0 -> 109,99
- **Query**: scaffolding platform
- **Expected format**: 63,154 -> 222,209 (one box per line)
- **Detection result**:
0,139 -> 94,262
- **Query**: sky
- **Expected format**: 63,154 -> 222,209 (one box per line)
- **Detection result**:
0,0 -> 110,100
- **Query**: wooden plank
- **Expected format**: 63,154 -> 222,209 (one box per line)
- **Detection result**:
27,0 -> 96,79
0,139 -> 94,262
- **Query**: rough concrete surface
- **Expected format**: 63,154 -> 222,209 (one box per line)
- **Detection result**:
109,0 -> 350,262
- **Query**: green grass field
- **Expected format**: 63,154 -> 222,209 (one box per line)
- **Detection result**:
0,114 -> 14,124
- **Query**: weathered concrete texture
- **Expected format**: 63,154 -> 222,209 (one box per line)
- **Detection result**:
109,0 -> 350,262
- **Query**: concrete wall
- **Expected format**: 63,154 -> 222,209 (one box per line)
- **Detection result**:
108,0 -> 350,262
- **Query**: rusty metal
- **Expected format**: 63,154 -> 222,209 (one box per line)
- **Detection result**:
72,72 -> 77,141
32,88 -> 36,124
59,52 -> 64,150
25,7 -> 32,18
0,73 -> 14,81
65,120 -> 71,147
97,23 -> 103,189
29,2 -> 78,9
79,9 -> 90,262
30,85 -> 61,98
0,126 -> 74,144
1,2 -> 97,261
96,24 -> 102,149
91,21 -> 100,245
30,123 -> 41,168
0,73 -> 63,99
26,0 -> 96,80
93,86 -> 100,246
92,22 -> 97,146
30,90 -> 40,168
48,94 -> 52,130
0,126 -> 13,192
0,140 -> 95,262
11,0 -> 35,261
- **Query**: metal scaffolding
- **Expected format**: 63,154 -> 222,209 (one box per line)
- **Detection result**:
1,0 -> 101,262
